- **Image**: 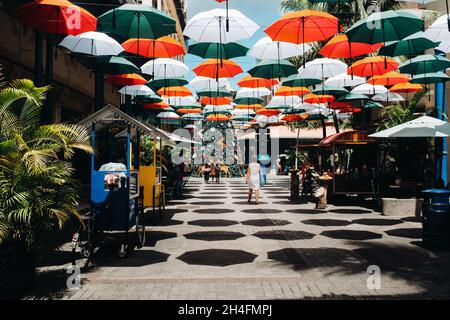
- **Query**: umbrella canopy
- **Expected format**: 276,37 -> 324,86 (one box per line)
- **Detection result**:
337,92 -> 370,102
281,113 -> 309,122
410,72 -> 450,84
197,87 -> 232,97
59,31 -> 123,56
142,102 -> 171,110
122,36 -> 185,58
182,113 -> 203,121
177,108 -> 202,114
106,73 -> 147,86
370,116 -> 448,138
399,54 -> 450,75
201,97 -> 232,105
232,114 -> 255,122
349,56 -> 399,77
298,58 -> 347,79
148,78 -> 189,90
282,74 -> 322,87
372,92 -> 406,102
311,85 -> 348,96
97,4 -> 176,40
304,94 -> 335,104
157,86 -> 192,97
119,85 -> 154,96
237,76 -> 279,88
166,96 -> 197,106
134,94 -> 163,104
183,8 -> 259,43
275,86 -> 310,96
17,0 -> 97,35
329,101 -> 354,109
141,58 -> 189,78
320,34 -> 382,58
379,31 -> 439,57
390,82 -> 423,93
190,76 -> 230,90
193,59 -> 243,78
249,36 -> 311,60
234,104 -> 263,110
233,97 -> 265,105
92,56 -> 140,74
188,42 -> 249,59
247,59 -> 298,79
269,95 -> 301,106
351,83 -> 388,95
156,111 -> 181,119
236,87 -> 271,98
206,114 -> 231,121
324,73 -> 365,87
364,101 -> 384,109
256,108 -> 281,117
367,71 -> 411,86
424,13 -> 450,46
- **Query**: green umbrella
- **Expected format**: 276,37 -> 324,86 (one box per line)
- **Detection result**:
197,87 -> 232,97
283,108 -> 307,115
311,86 -> 349,97
173,105 -> 201,110
188,42 -> 249,60
91,56 -> 140,74
147,78 -> 188,90
282,74 -> 322,87
248,59 -> 298,80
337,92 -> 370,102
232,114 -> 254,122
266,104 -> 291,110
181,113 -> 203,121
379,32 -> 440,57
134,94 -> 163,104
410,72 -> 450,84
364,101 -> 384,109
399,54 -> 450,75
97,4 -> 176,41
233,97 -> 264,105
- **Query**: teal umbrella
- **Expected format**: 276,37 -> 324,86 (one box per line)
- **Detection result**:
232,114 -> 254,122
248,59 -> 298,80
311,86 -> 348,97
337,92 -> 370,102
147,78 -> 188,90
233,97 -> 264,105
97,4 -> 176,40
399,54 -> 450,75
181,113 -> 203,121
379,32 -> 440,57
91,56 -> 140,74
188,42 -> 249,60
133,94 -> 163,104
410,72 -> 450,84
282,74 -> 322,87
283,108 -> 307,115
364,101 -> 384,109
173,105 -> 201,110
266,104 -> 291,110
197,87 -> 232,97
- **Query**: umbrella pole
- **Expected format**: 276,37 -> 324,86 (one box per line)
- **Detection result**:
382,20 -> 387,69
226,0 -> 230,32
435,49 -> 447,185
295,126 -> 300,170
302,16 -> 305,68
349,40 -> 354,80
277,42 -> 281,81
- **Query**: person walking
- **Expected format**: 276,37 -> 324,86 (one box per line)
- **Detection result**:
214,163 -> 221,184
246,157 -> 262,204
202,163 -> 211,183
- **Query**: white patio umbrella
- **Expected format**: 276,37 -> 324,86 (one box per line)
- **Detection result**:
156,111 -> 181,119
119,85 -> 154,96
324,73 -> 366,88
141,58 -> 189,78
295,102 -> 325,113
165,96 -> 197,106
269,95 -> 301,106
351,83 -> 388,95
189,76 -> 230,90
236,87 -> 271,98
372,92 -> 406,102
370,115 -> 448,138
203,105 -> 233,113
249,36 -> 311,60
425,13 -> 450,44
183,9 -> 259,43
59,31 -> 124,56
232,109 -> 256,115
298,58 -> 348,79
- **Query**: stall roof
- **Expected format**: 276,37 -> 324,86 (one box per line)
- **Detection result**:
156,127 -> 201,145
319,130 -> 378,147
237,125 -> 343,140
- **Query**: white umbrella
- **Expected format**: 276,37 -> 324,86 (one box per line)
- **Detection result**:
269,96 -> 301,106
183,9 -> 259,43
351,83 -> 388,95
255,115 -> 281,124
165,96 -> 197,106
203,105 -> 233,113
295,102 -> 324,113
189,76 -> 230,90
141,58 -> 189,78
424,13 -> 450,44
156,111 -> 181,119
370,115 -> 448,138
59,31 -> 124,56
236,87 -> 271,98
119,85 -> 154,96
372,92 -> 406,102
298,58 -> 348,79
232,109 -> 256,115
324,73 -> 366,88
249,36 -> 311,60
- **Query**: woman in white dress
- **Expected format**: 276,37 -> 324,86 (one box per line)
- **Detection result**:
246,160 -> 262,204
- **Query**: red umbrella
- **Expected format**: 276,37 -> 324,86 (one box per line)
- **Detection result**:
122,36 -> 185,58
320,34 -> 382,59
106,74 -> 147,87
17,0 -> 97,35
304,94 -> 335,104
349,56 -> 398,77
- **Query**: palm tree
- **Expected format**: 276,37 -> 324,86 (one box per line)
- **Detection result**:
0,76 -> 92,261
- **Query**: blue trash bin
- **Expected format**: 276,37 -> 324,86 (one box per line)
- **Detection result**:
421,189 -> 450,250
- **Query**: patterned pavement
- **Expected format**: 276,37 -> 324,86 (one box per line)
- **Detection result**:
38,176 -> 450,299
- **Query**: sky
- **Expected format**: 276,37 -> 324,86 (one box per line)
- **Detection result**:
184,0 -> 284,89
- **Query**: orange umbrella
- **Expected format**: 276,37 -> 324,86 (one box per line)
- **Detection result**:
193,59 -> 243,78
143,102 -> 170,110
389,82 -> 423,93
177,108 -> 202,114
349,56 -> 398,77
320,34 -> 383,59
368,71 -> 410,86
235,104 -> 263,110
157,86 -> 192,97
206,114 -> 230,121
256,108 -> 281,116
304,94 -> 335,104
275,86 -> 310,96
106,73 -> 147,86
200,97 -> 232,105
237,76 -> 279,88
281,114 -> 309,122
122,36 -> 185,58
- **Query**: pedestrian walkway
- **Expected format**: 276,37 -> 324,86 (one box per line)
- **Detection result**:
38,176 -> 450,299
